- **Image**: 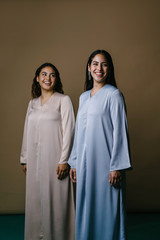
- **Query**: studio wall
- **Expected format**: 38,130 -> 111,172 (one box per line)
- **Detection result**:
0,0 -> 160,213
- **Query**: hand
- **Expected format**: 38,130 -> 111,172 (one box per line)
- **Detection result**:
70,168 -> 76,183
56,163 -> 70,180
109,170 -> 122,187
22,164 -> 27,175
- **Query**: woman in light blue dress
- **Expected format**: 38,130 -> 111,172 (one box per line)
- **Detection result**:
69,50 -> 132,240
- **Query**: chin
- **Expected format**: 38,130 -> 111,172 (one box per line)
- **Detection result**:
95,79 -> 106,84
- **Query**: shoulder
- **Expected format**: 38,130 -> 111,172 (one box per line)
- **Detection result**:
29,97 -> 39,109
107,87 -> 125,109
79,90 -> 90,104
103,84 -> 118,95
54,92 -> 73,107
110,89 -> 124,102
80,90 -> 90,98
103,84 -> 123,99
30,97 -> 39,104
54,92 -> 70,100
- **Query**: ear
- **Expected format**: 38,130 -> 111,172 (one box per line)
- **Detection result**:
36,76 -> 39,82
88,64 -> 91,72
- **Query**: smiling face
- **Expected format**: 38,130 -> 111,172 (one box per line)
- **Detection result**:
88,54 -> 108,85
37,66 -> 56,92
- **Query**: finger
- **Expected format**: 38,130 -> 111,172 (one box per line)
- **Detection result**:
116,176 -> 122,183
23,166 -> 27,175
64,168 -> 69,175
108,174 -> 111,183
109,180 -> 112,184
109,175 -> 112,185
60,170 -> 65,180
114,177 -> 118,185
61,169 -> 68,179
58,173 -> 62,179
71,170 -> 76,183
71,171 -> 75,182
112,176 -> 117,186
57,168 -> 63,179
116,178 -> 120,183
61,170 -> 67,179
57,172 -> 61,179
70,170 -> 72,180
113,178 -> 122,188
72,170 -> 76,181
110,177 -> 113,186
73,171 -> 76,179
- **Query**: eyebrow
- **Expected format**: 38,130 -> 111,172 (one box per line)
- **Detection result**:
41,71 -> 55,74
92,61 -> 107,63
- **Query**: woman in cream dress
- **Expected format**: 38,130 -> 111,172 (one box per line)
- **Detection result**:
20,63 -> 75,240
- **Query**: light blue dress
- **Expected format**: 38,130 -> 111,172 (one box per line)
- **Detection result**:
68,84 -> 131,240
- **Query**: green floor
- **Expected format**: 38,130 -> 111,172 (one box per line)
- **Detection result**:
0,213 -> 159,239
0,214 -> 24,240
127,213 -> 160,240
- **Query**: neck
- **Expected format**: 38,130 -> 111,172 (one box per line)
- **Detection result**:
41,89 -> 54,99
93,82 -> 106,90
90,82 -> 106,97
40,90 -> 54,106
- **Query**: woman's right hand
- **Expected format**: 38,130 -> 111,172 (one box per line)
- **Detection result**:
22,164 -> 27,175
70,168 -> 76,183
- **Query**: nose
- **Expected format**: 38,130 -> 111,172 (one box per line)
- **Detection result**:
98,64 -> 102,71
46,74 -> 50,80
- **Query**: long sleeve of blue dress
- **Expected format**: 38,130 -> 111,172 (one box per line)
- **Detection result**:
109,90 -> 131,171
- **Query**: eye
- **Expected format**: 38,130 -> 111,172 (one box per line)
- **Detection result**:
93,63 -> 98,66
41,72 -> 46,76
103,63 -> 108,67
51,74 -> 56,78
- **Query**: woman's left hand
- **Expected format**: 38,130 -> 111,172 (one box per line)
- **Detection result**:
109,170 -> 122,187
56,163 -> 70,180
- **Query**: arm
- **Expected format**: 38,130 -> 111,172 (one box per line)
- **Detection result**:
68,95 -> 82,182
68,117 -> 78,182
20,101 -> 31,174
68,112 -> 79,170
68,94 -> 82,170
109,90 -> 131,186
57,96 -> 75,180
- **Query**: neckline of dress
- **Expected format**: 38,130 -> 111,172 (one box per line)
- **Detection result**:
39,92 -> 56,107
89,84 -> 107,99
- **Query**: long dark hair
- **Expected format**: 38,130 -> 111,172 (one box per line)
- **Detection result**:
32,62 -> 64,98
85,50 -> 117,91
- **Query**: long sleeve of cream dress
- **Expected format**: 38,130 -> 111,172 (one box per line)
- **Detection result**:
20,92 -> 75,240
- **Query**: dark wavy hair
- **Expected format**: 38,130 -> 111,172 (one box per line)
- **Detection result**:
32,62 -> 64,98
85,50 -> 117,91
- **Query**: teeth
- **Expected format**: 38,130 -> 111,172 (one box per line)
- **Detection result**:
96,73 -> 103,76
44,82 -> 51,84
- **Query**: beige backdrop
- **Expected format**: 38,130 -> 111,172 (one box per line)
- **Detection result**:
0,0 -> 160,213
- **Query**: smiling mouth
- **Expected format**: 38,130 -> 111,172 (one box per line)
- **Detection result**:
43,81 -> 52,85
95,72 -> 103,77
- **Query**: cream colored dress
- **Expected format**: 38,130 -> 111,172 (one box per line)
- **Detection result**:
20,92 -> 75,240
